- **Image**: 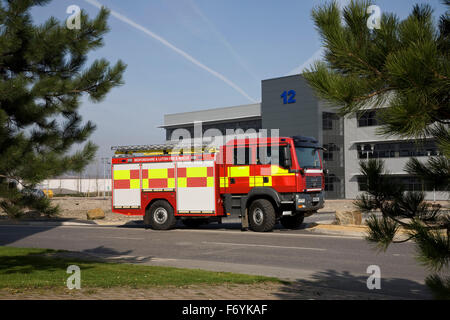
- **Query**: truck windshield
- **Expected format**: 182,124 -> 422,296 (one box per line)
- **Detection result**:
295,147 -> 321,169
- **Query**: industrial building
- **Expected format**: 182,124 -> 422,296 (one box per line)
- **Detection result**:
160,75 -> 446,200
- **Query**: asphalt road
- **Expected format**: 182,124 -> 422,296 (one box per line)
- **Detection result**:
0,221 -> 431,299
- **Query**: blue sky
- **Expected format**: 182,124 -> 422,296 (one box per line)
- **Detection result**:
30,0 -> 448,164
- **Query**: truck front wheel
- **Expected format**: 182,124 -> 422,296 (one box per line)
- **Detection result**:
248,199 -> 276,232
145,200 -> 177,230
280,213 -> 305,229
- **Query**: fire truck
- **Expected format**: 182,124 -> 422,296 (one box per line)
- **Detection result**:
111,136 -> 325,232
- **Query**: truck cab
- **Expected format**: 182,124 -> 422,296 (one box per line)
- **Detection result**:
219,135 -> 325,231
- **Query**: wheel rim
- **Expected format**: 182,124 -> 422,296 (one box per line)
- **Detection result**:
154,207 -> 168,224
253,208 -> 264,225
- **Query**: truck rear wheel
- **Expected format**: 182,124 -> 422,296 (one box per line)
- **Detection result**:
145,200 -> 177,230
280,214 -> 305,229
248,199 -> 276,232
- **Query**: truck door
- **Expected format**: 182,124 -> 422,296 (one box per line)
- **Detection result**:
253,144 -> 273,187
226,145 -> 254,194
254,144 -> 296,192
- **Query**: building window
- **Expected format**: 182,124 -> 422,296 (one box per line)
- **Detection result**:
357,110 -> 380,127
325,175 -> 336,191
357,175 -> 444,192
357,141 -> 438,159
323,143 -> 339,161
322,112 -> 338,130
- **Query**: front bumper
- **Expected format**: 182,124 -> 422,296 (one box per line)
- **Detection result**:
294,192 -> 324,213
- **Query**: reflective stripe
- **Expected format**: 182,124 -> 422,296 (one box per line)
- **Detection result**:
220,177 -> 229,188
249,176 -> 272,187
178,177 -> 187,188
250,176 -> 264,187
168,178 -> 175,188
177,166 -> 214,188
114,180 -> 129,189
149,168 -> 168,178
114,169 -> 139,189
271,165 -> 295,176
229,166 -> 250,177
130,179 -> 140,189
114,170 -> 130,180
186,167 -> 207,177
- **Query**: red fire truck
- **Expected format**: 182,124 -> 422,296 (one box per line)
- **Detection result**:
111,136 -> 325,232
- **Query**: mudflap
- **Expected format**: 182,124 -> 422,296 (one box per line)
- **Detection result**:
241,208 -> 249,229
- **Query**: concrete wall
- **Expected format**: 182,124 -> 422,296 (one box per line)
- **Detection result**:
40,178 -> 112,194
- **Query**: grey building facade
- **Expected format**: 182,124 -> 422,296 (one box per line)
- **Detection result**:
160,75 -> 447,201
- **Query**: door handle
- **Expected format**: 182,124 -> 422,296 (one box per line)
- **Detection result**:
230,178 -> 235,184
263,177 -> 269,183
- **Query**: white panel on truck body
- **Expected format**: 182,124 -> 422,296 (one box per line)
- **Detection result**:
176,161 -> 216,213
112,163 -> 141,208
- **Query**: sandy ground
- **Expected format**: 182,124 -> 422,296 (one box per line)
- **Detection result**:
0,197 -> 356,223
50,197 -> 138,223
0,197 -> 447,224
0,197 -> 138,224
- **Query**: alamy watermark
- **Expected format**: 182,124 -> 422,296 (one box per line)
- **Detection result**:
367,5 -> 381,30
66,5 -> 81,30
366,265 -> 381,290
66,265 -> 81,289
168,121 -> 282,165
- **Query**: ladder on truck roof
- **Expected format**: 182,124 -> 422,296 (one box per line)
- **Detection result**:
111,142 -> 218,157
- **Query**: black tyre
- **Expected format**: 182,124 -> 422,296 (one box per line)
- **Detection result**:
248,199 -> 276,232
182,218 -> 209,228
280,213 -> 305,229
145,200 -> 177,230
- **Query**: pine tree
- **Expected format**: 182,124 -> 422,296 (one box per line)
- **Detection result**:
356,159 -> 449,299
0,0 -> 126,217
304,0 -> 449,298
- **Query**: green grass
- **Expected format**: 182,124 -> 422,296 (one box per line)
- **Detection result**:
0,246 -> 281,289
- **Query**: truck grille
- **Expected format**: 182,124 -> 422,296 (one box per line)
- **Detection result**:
306,176 -> 322,189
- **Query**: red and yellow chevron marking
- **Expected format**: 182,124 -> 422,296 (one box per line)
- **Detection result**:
177,166 -> 214,188
220,165 -> 296,188
142,168 -> 175,189
114,169 -> 140,189
219,177 -> 229,188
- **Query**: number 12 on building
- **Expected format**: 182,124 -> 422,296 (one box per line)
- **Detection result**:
281,90 -> 296,104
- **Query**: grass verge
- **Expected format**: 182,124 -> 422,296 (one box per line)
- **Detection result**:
0,246 -> 282,289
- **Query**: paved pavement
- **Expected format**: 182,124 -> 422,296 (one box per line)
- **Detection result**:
0,219 -> 432,299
